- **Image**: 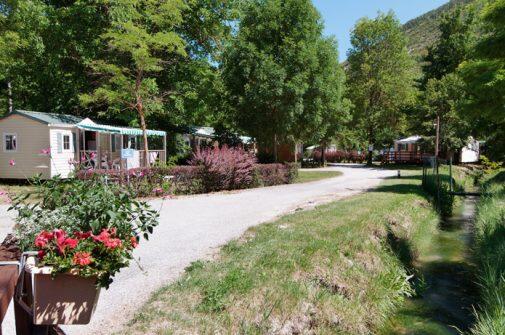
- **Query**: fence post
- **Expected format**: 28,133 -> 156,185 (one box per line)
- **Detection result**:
436,157 -> 440,212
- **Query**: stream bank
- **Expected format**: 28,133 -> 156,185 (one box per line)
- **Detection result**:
382,196 -> 479,334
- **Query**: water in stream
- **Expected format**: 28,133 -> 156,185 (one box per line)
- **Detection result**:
382,196 -> 479,335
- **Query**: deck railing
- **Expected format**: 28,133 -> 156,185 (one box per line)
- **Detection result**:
383,151 -> 433,164
139,150 -> 166,167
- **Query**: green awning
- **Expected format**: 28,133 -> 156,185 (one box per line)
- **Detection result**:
77,123 -> 166,136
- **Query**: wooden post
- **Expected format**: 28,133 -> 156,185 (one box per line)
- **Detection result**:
435,114 -> 440,158
96,132 -> 101,169
449,157 -> 453,193
163,134 -> 167,164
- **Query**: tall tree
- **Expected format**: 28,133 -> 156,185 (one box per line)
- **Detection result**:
222,0 -> 347,162
80,0 -> 187,166
0,0 -> 48,114
422,6 -> 474,84
460,0 -> 505,160
347,12 -> 417,165
422,73 -> 469,157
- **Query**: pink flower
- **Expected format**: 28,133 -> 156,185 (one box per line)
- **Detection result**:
73,252 -> 93,266
63,238 -> 79,250
40,147 -> 51,155
34,231 -> 54,248
130,236 -> 138,248
89,152 -> 96,159
153,187 -> 163,195
103,238 -> 122,249
92,229 -> 110,243
9,159 -> 15,166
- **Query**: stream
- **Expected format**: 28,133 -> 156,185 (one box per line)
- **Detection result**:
383,196 -> 479,335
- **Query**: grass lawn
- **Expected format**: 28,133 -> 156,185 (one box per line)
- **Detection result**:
0,183 -> 36,204
123,170 -> 441,334
294,170 -> 342,183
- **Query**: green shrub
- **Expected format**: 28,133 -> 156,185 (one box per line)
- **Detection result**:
480,155 -> 502,171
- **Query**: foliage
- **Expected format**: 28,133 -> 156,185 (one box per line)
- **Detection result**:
422,6 -> 475,84
421,73 -> 470,154
0,0 -> 234,135
12,176 -> 159,288
254,163 -> 298,186
190,146 -> 257,192
79,0 -> 188,165
311,150 -> 366,164
470,170 -> 505,335
480,155 -> 502,170
222,0 -> 347,161
459,0 -> 505,161
347,12 -> 418,164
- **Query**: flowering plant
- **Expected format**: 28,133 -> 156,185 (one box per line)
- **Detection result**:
12,175 -> 158,288
34,228 -> 138,285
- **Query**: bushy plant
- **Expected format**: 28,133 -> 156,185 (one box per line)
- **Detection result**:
12,176 -> 159,288
254,163 -> 298,186
480,155 -> 502,171
190,146 -> 257,192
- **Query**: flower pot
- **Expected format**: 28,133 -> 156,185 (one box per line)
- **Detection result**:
24,256 -> 101,325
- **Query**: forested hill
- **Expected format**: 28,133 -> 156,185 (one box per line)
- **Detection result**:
403,0 -> 474,57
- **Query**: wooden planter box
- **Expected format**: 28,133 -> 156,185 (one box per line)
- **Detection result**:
24,256 -> 101,325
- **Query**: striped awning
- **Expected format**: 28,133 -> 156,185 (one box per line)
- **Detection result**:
76,118 -> 166,136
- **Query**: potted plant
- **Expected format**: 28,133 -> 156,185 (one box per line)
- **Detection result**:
11,175 -> 159,325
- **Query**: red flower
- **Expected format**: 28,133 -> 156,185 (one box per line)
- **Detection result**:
53,229 -> 66,245
34,231 -> 53,248
103,238 -> 122,249
74,231 -> 92,239
92,229 -> 110,243
63,238 -> 79,250
73,252 -> 93,266
9,159 -> 15,166
130,236 -> 138,248
38,250 -> 45,260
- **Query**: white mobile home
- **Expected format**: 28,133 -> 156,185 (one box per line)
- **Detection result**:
0,110 -> 167,179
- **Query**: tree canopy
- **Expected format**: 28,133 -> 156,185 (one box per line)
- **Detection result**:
222,0 -> 347,161
459,0 -> 505,160
347,12 -> 418,164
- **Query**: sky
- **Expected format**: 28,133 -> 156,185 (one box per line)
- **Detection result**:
312,0 -> 448,61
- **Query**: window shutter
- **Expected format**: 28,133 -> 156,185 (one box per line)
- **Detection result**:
57,133 -> 63,153
111,135 -> 116,152
72,132 -> 77,152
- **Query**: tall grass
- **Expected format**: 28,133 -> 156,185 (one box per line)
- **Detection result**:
423,165 -> 473,217
471,171 -> 505,335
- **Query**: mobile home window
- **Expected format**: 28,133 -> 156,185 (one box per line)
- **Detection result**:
3,133 -> 17,152
63,135 -> 71,151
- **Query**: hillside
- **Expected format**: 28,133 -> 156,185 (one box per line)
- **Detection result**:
403,0 -> 474,58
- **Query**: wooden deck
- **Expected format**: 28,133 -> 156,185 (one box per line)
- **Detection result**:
383,151 -> 432,164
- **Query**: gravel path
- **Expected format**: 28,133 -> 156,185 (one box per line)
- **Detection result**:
1,165 -> 395,335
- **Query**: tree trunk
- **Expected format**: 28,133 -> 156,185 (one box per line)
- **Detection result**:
136,97 -> 149,168
321,143 -> 326,166
273,133 -> 278,163
367,129 -> 373,166
7,81 -> 13,114
294,142 -> 298,163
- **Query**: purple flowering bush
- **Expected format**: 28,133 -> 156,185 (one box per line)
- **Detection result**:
190,146 -> 257,193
